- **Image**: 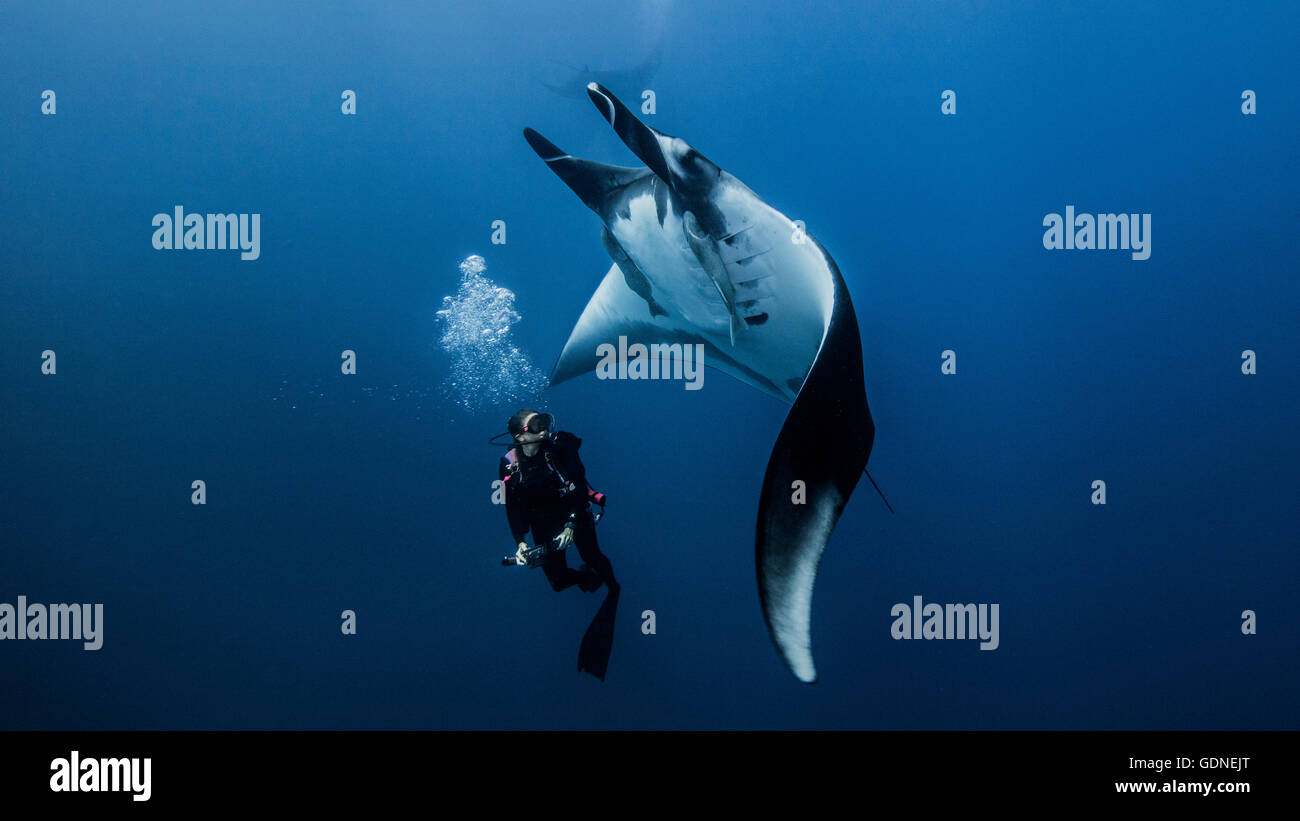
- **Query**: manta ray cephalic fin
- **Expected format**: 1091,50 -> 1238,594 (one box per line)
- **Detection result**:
523,128 -> 653,212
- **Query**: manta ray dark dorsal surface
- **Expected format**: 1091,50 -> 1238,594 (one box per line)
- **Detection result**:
756,241 -> 873,684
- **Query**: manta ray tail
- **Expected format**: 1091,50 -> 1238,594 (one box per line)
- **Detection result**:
755,246 -> 873,684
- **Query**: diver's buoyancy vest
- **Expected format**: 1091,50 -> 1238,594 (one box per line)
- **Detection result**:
501,445 -> 606,508
502,447 -> 574,500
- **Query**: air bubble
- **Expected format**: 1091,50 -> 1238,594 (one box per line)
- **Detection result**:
436,254 -> 548,413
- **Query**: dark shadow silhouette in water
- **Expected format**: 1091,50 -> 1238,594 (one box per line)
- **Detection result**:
577,576 -> 620,681
541,30 -> 666,101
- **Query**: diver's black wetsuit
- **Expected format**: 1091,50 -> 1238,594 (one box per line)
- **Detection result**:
500,431 -> 616,592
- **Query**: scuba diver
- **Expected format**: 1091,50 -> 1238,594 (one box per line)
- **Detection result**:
498,409 -> 617,592
494,409 -> 621,679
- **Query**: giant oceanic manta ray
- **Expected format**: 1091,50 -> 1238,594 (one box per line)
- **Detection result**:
524,84 -> 875,683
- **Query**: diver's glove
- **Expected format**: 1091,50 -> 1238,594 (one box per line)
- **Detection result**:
515,542 -> 528,566
553,522 -> 575,550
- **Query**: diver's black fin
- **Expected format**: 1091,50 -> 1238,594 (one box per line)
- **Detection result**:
577,585 -> 621,682
523,128 -> 653,213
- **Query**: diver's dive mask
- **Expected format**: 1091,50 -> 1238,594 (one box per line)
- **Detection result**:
522,412 -> 554,435
488,411 -> 556,446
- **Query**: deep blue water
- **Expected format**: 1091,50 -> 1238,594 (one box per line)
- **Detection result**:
2,0 -> 1297,729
